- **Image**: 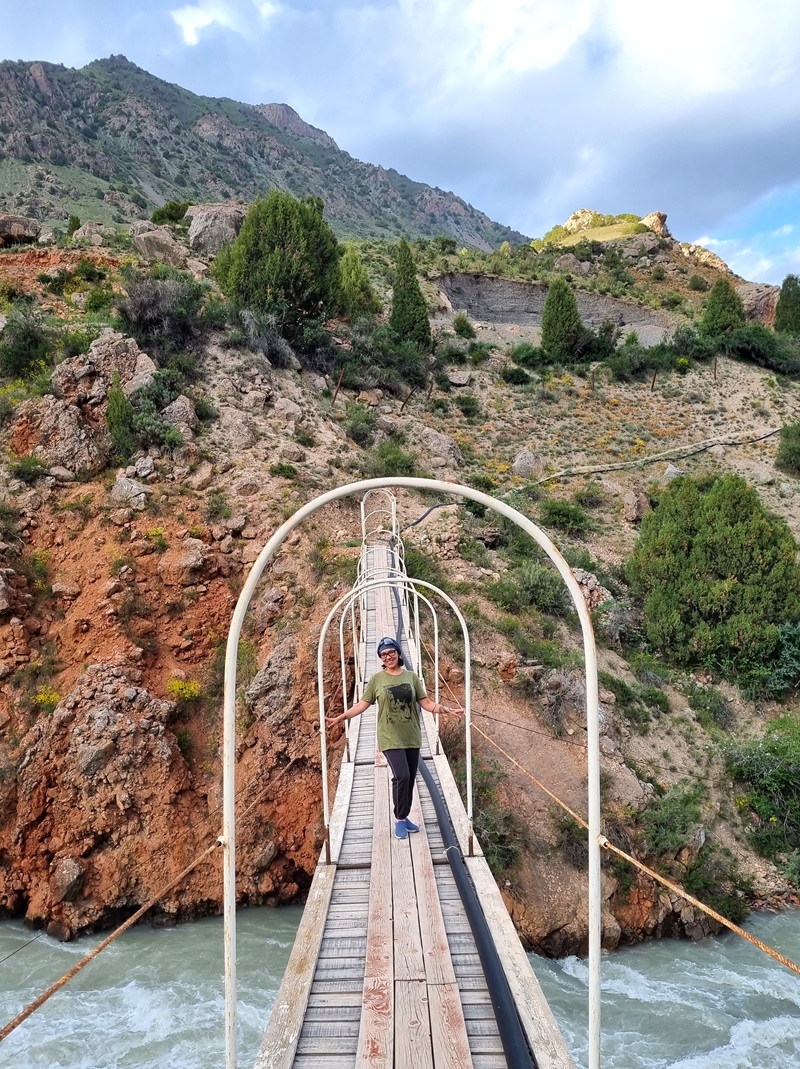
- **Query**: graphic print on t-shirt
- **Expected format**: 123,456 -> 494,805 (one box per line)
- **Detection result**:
385,682 -> 415,726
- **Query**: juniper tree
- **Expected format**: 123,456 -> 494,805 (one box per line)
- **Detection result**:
699,277 -> 746,337
339,242 -> 380,320
389,238 -> 431,351
775,274 -> 800,335
627,474 -> 800,690
541,277 -> 583,358
213,191 -> 340,337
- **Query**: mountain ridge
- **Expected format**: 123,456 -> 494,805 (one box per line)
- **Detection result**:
0,55 -> 526,249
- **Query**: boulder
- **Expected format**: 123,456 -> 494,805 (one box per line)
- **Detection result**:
132,226 -> 188,267
185,203 -> 247,255
448,370 -> 472,387
130,221 -> 157,237
640,211 -> 671,238
9,396 -> 110,476
512,449 -> 545,479
273,397 -> 303,423
50,858 -> 86,903
157,537 -> 209,586
563,209 -> 596,234
419,427 -> 464,466
554,253 -> 591,276
736,282 -> 781,327
51,330 -> 155,407
622,487 -> 650,524
0,213 -> 40,246
72,221 -> 117,246
162,395 -> 199,439
110,476 -> 150,511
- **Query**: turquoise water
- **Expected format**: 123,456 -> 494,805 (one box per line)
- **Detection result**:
530,911 -> 800,1068
0,907 -> 302,1068
1,907 -> 798,1067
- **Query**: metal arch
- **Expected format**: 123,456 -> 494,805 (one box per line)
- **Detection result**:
221,477 -> 602,1069
316,569 -> 469,844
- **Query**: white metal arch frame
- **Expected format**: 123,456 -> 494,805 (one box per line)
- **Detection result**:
316,572 -> 472,859
221,477 -> 602,1069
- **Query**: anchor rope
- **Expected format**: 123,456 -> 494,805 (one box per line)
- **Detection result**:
421,637 -> 800,980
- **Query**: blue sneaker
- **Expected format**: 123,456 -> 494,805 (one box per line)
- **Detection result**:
404,819 -> 420,833
395,820 -> 408,840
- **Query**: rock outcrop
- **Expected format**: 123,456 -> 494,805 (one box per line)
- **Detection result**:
0,214 -> 40,246
736,282 -> 781,326
186,203 -> 247,255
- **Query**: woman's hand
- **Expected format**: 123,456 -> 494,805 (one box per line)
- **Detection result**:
326,713 -> 345,728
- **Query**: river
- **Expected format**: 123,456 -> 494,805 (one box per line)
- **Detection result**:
0,908 -> 798,1067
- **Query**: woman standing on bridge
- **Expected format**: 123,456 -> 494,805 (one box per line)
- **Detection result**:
327,636 -> 464,840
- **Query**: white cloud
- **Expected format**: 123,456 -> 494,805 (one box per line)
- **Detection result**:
773,224 -> 794,237
171,0 -> 282,46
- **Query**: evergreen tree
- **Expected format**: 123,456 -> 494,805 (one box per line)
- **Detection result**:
106,369 -> 136,459
339,242 -> 381,320
389,239 -> 431,351
541,278 -> 583,358
699,277 -> 746,337
775,274 -> 800,335
627,474 -> 800,689
212,191 -> 340,335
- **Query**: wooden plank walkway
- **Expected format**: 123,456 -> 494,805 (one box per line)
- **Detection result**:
255,541 -> 575,1069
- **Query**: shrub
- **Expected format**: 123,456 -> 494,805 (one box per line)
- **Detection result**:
367,441 -> 420,478
685,681 -> 733,730
688,273 -> 710,292
213,191 -> 340,337
269,462 -> 297,478
541,278 -> 584,359
389,238 -> 432,351
539,499 -> 590,536
775,274 -> 800,335
508,341 -> 543,368
650,265 -> 666,281
489,559 -> 570,616
724,716 -> 800,857
117,270 -> 207,356
151,200 -> 191,224
683,847 -> 750,923
0,306 -> 53,377
66,214 -> 81,237
640,782 -> 704,856
343,401 -> 377,446
9,454 -> 49,484
765,620 -> 800,696
778,422 -> 800,475
452,311 -> 476,339
627,474 -> 800,689
452,754 -> 522,875
455,393 -> 480,417
499,364 -> 530,385
700,277 -> 746,338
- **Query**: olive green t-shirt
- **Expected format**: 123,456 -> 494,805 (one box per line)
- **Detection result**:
362,668 -> 426,751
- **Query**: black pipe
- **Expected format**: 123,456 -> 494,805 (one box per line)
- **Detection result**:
382,536 -> 537,1068
418,758 -> 538,1069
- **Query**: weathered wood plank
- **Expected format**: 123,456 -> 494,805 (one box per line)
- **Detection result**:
408,797 -> 457,989
391,776 -> 425,983
254,864 -> 336,1069
428,981 -> 474,1069
395,979 -> 433,1069
354,763 -> 394,1069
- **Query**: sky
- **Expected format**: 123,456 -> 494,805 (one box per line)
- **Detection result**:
4,0 -> 800,284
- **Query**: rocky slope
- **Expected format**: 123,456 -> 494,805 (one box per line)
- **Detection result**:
0,220 -> 798,953
0,55 -> 524,249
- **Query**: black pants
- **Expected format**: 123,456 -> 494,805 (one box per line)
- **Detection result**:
383,748 -> 420,821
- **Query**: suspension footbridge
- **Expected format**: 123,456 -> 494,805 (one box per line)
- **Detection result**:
255,488 -> 576,1069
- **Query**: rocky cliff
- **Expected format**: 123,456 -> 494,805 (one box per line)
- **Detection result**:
0,55 -> 525,249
